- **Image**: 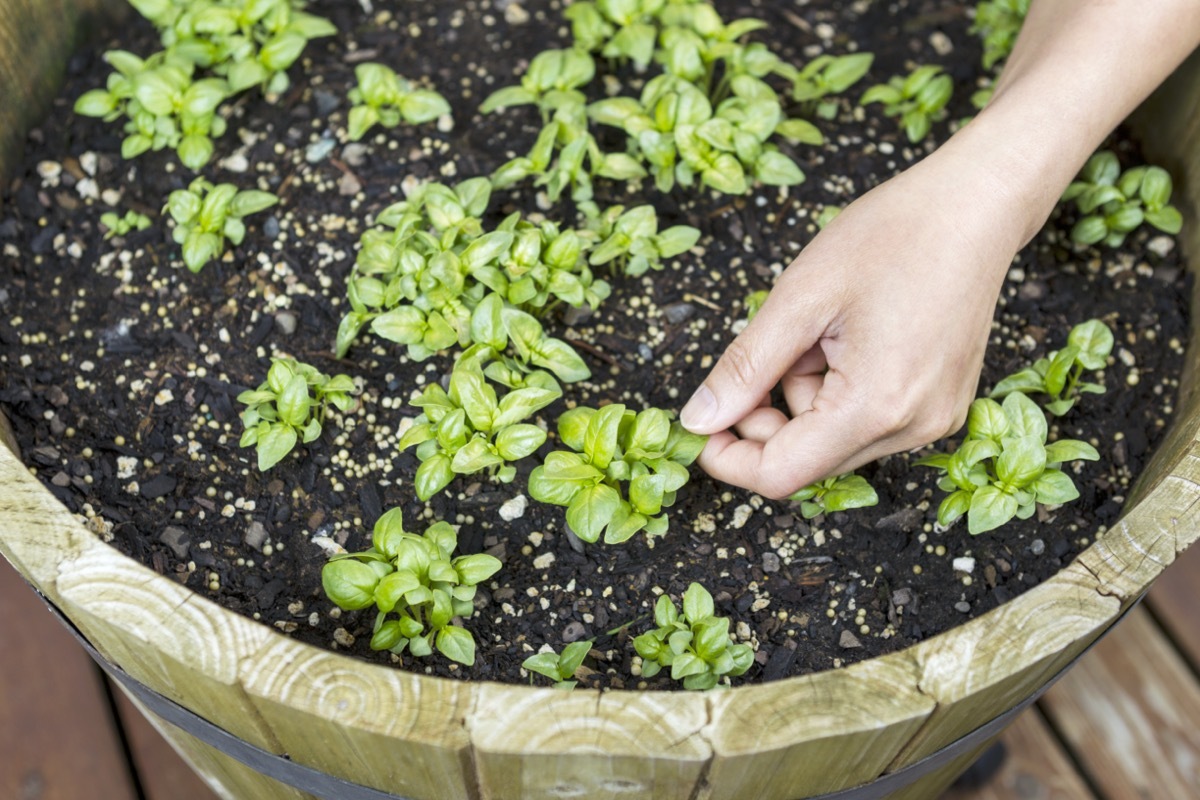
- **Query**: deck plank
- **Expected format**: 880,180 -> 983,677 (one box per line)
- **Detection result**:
1146,542 -> 1200,672
1041,606 -> 1200,799
111,683 -> 224,800
939,708 -> 1096,800
0,558 -> 139,800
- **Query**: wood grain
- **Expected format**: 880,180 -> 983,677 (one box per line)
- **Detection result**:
0,557 -> 139,800
469,685 -> 710,800
1147,535 -> 1200,672
939,709 -> 1095,800
703,656 -> 933,799
111,683 -> 223,800
240,638 -> 476,800
1041,607 -> 1200,799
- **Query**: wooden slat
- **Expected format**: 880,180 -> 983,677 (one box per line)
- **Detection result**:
1147,541 -> 1200,671
0,558 -> 139,800
111,683 -> 222,800
939,709 -> 1095,800
1041,606 -> 1200,798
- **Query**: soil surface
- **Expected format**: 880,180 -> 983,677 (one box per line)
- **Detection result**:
0,0 -> 1190,689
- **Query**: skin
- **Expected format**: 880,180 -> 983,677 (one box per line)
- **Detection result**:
681,0 -> 1200,500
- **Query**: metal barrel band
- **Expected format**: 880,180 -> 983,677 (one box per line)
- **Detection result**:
34,584 -> 1143,800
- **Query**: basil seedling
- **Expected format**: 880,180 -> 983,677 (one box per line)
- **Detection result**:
859,65 -> 953,143
1061,151 -> 1183,248
321,508 -> 502,666
990,319 -> 1113,416
347,63 -> 451,141
237,358 -> 358,470
633,583 -> 754,690
100,209 -> 153,240
971,0 -> 1030,70
522,640 -> 595,689
166,178 -> 278,271
528,404 -> 707,544
789,473 -> 879,520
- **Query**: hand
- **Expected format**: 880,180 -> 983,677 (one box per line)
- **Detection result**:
679,139 -> 1034,499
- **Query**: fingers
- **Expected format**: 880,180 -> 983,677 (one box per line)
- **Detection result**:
679,283 -> 830,435
733,406 -> 788,442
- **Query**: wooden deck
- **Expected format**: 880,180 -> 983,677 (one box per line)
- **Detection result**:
2,544 -> 1198,800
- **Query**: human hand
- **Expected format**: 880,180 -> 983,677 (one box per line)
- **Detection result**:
679,138 -> 1038,499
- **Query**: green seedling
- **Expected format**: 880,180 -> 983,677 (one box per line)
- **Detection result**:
917,392 -> 1099,535
743,289 -> 768,321
321,508 -> 502,666
859,65 -> 953,143
101,209 -> 153,239
398,354 -> 560,501
346,62 -> 451,141
528,404 -> 707,544
788,473 -> 879,520
633,582 -> 754,690
778,52 -> 875,119
971,0 -> 1030,70
166,177 -> 277,271
237,357 -> 358,470
584,204 -> 700,277
990,319 -> 1113,416
522,640 -> 595,689
1062,151 -> 1183,248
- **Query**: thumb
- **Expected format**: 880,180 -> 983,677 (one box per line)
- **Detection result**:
679,292 -> 825,435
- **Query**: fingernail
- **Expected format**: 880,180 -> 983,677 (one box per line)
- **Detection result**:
680,385 -> 716,431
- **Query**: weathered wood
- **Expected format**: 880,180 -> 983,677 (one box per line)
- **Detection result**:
0,0 -> 118,188
939,709 -> 1096,800
54,542 -> 282,752
120,690 -> 316,800
889,560 -> 1119,768
111,685 -> 223,800
240,638 -> 477,800
0,557 -> 139,800
703,657 -> 934,799
1040,606 -> 1200,798
1147,538 -> 1200,671
469,685 -> 710,800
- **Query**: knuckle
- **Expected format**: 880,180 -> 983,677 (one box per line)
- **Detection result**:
718,338 -> 761,390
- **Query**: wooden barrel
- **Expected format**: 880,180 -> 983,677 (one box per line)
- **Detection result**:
2,3 -> 1199,797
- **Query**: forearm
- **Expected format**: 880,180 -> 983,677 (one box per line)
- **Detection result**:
941,0 -> 1200,250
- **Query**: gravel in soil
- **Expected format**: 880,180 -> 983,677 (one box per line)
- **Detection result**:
0,0 -> 1190,689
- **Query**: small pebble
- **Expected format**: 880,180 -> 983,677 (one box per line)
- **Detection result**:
954,601 -> 972,614
839,630 -> 862,649
761,552 -> 781,573
1030,539 -> 1046,555
499,494 -> 527,522
562,620 -> 587,642
952,557 -> 975,574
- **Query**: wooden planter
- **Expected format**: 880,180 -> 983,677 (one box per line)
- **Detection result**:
3,4 -> 1200,799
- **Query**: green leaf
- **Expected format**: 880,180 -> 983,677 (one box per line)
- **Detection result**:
1071,215 -> 1109,245
756,151 -> 806,186
584,403 -> 625,469
321,559 -> 380,610
256,423 -> 297,470
494,424 -> 547,461
372,306 -> 426,345
557,407 -> 595,452
1002,392 -> 1048,442
989,367 -> 1046,399
671,652 -> 708,681
1067,319 -> 1113,370
566,483 -> 621,543
436,625 -> 476,666
1145,205 -> 1183,235
415,454 -> 455,500
374,570 -> 420,613
654,594 -> 678,628
1032,468 -> 1079,505
967,485 -> 1019,535
260,32 -> 307,72
451,437 -> 504,474
75,89 -> 117,117
400,90 -> 452,124
230,190 -> 279,218
523,652 -> 565,681
859,84 -> 903,106
682,583 -> 715,623
532,337 -> 591,383
528,465 -> 586,507
494,387 -> 560,428
664,425 -> 708,465
966,398 -> 1010,441
654,226 -> 701,259
996,435 -> 1047,488
1043,439 -> 1099,464
821,475 -> 879,512
629,473 -> 666,515
1138,167 -> 1173,210
937,489 -> 972,527
481,85 -> 538,114
693,617 -> 730,661
454,553 -> 502,586
276,374 -> 312,428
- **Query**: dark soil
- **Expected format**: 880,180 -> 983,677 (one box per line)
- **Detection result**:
0,0 -> 1190,689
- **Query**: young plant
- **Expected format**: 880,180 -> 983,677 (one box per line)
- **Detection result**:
743,289 -> 768,321
1061,151 -> 1183,247
970,0 -> 1030,70
779,53 -> 875,119
528,404 -> 707,544
633,583 -> 754,690
522,640 -> 595,689
917,392 -> 1100,535
494,216 -> 613,312
166,178 -> 277,271
237,357 -> 358,470
990,319 -> 1113,416
75,1 -> 336,169
859,65 -> 953,143
74,51 -> 229,169
398,354 -> 560,501
584,204 -> 700,277
346,63 -> 451,141
100,209 -> 153,239
788,473 -> 879,520
321,508 -> 502,666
